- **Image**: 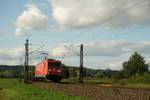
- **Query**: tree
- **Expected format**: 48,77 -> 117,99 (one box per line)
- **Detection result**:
62,67 -> 69,79
69,68 -> 77,77
122,52 -> 149,77
94,71 -> 105,78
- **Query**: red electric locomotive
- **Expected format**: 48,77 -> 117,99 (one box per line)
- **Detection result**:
35,59 -> 63,82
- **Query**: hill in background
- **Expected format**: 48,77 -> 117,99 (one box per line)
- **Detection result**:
0,65 -> 118,78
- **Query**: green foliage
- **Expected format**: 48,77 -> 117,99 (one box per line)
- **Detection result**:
69,68 -> 77,77
113,69 -> 130,79
1,71 -> 13,78
113,71 -> 125,79
122,52 -> 149,77
61,65 -> 103,78
114,52 -> 149,79
0,79 -> 91,100
83,68 -> 100,77
62,67 -> 69,79
95,69 -> 115,78
61,77 -> 79,83
12,71 -> 21,78
61,76 -> 150,87
0,72 -> 2,77
0,71 -> 22,78
94,71 -> 105,78
130,72 -> 150,83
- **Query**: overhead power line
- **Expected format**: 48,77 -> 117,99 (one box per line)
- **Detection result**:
64,45 -> 80,56
29,45 -> 45,55
110,26 -> 150,40
64,0 -> 148,43
42,0 -> 149,60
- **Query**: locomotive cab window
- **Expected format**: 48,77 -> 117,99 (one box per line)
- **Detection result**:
48,62 -> 61,67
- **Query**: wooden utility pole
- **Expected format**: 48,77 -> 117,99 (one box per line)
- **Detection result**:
24,39 -> 29,83
79,44 -> 83,83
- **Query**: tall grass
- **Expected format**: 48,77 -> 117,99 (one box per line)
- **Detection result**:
0,78 -> 91,100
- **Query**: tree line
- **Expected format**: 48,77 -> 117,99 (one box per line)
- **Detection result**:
0,52 -> 149,81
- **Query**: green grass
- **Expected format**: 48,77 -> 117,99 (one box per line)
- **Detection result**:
0,78 -> 91,100
62,77 -> 150,88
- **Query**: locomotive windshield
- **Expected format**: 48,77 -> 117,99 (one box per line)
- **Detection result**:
48,62 -> 61,67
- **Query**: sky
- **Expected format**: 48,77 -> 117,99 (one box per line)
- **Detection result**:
0,0 -> 150,70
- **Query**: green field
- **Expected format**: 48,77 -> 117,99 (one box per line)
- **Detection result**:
62,77 -> 150,88
0,78 -> 91,100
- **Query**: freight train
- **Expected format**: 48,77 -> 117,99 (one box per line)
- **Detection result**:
34,59 -> 63,82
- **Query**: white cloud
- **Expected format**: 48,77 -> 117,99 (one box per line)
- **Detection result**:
15,3 -> 48,36
50,43 -> 73,57
51,27 -> 64,32
49,41 -> 150,69
0,47 -> 24,60
1,41 -> 150,69
108,62 -> 123,70
50,40 -> 150,57
0,47 -> 48,65
49,0 -> 150,29
0,47 -> 25,65
15,27 -> 26,36
0,59 -> 19,65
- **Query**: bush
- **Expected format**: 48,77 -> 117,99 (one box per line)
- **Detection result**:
131,72 -> 150,83
62,68 -> 69,79
94,71 -> 105,78
113,71 -> 124,79
0,72 -> 3,77
0,71 -> 22,78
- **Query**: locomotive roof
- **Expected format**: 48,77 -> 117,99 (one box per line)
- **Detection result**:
47,59 -> 61,62
47,59 -> 55,60
37,59 -> 61,65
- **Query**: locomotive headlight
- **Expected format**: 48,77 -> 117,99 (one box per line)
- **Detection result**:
57,70 -> 61,72
48,69 -> 52,71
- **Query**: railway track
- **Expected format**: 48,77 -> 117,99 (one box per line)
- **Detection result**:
33,81 -> 150,100
33,80 -> 150,90
80,83 -> 150,90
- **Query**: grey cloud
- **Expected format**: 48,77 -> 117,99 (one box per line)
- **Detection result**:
49,0 -> 150,29
50,40 -> 150,57
0,47 -> 24,60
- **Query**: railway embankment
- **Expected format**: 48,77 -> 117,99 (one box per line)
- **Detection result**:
33,82 -> 150,100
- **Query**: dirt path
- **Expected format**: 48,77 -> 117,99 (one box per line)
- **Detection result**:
33,82 -> 150,100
